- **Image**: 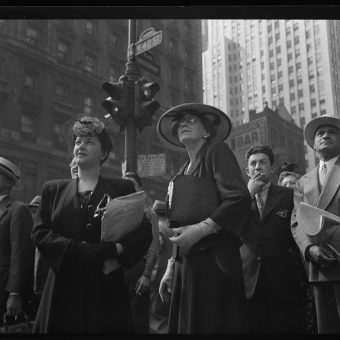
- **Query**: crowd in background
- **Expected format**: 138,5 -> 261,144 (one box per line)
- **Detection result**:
1,106 -> 340,335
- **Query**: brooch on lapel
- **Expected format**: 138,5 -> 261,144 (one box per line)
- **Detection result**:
276,209 -> 288,218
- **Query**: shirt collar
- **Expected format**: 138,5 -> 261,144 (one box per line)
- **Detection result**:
319,155 -> 339,173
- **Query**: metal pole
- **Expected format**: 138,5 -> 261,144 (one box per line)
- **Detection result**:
124,19 -> 140,173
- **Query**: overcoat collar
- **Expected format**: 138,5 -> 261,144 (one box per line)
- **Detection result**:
0,195 -> 12,222
317,157 -> 340,210
303,166 -> 320,207
179,143 -> 208,176
250,184 -> 282,223
261,183 -> 283,221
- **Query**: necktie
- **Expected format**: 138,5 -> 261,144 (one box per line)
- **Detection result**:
256,190 -> 265,218
320,163 -> 328,189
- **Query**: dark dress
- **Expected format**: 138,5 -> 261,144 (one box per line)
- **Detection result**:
167,142 -> 251,334
31,176 -> 152,333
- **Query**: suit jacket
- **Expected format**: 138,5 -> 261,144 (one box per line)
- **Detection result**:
240,184 -> 305,299
291,157 -> 340,283
32,175 -> 152,332
0,196 -> 34,308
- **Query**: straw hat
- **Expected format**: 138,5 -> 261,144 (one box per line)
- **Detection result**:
0,156 -> 23,191
304,114 -> 340,148
156,103 -> 232,148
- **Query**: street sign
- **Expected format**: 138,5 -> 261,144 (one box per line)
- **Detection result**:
136,52 -> 161,77
137,153 -> 166,177
128,27 -> 163,58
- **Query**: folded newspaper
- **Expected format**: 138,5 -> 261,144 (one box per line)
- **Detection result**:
100,190 -> 146,274
296,202 -> 340,258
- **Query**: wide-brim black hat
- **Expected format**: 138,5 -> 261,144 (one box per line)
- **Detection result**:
156,103 -> 232,148
304,114 -> 340,148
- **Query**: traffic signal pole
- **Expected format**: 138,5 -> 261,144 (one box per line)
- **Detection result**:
124,19 -> 139,172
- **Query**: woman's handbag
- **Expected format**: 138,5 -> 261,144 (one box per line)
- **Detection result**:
167,174 -> 220,228
0,312 -> 34,334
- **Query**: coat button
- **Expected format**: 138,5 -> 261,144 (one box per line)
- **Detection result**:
256,256 -> 261,261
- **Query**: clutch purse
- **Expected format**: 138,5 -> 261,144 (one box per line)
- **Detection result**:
167,174 -> 220,228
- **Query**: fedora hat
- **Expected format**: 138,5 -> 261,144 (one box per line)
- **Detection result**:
156,103 -> 232,148
304,114 -> 340,148
0,156 -> 23,191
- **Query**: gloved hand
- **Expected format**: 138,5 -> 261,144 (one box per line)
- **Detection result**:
159,258 -> 175,303
169,220 -> 218,255
135,275 -> 150,296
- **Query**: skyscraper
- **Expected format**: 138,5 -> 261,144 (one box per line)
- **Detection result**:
0,19 -> 202,202
203,19 -> 340,171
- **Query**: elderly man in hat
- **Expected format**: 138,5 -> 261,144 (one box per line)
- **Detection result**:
291,114 -> 340,333
0,156 -> 34,325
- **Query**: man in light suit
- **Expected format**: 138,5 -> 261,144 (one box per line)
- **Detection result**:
0,157 -> 34,325
291,114 -> 340,333
240,145 -> 305,334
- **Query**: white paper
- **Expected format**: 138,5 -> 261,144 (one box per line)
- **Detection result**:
101,190 -> 146,274
296,202 -> 340,256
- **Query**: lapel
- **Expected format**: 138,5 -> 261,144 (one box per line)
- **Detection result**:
261,184 -> 282,221
303,166 -> 321,207
317,158 -> 340,210
251,197 -> 261,224
185,144 -> 207,176
0,195 -> 12,222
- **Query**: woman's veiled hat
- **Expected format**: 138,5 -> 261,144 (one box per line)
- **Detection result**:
156,103 -> 232,148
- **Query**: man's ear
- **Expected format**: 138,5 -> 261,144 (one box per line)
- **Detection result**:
246,167 -> 250,178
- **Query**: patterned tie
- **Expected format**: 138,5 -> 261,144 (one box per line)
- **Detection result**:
256,190 -> 265,218
320,163 -> 328,189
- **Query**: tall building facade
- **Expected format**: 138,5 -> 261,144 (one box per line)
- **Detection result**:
0,19 -> 202,202
203,19 -> 340,171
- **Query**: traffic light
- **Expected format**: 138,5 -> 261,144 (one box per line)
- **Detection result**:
102,79 -> 128,131
135,77 -> 160,132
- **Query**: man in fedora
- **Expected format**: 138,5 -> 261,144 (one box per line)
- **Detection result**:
0,156 -> 34,325
291,114 -> 340,333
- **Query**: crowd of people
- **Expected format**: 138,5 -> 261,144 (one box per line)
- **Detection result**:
0,103 -> 340,335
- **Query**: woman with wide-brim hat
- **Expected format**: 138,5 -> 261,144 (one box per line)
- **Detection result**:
157,103 -> 251,333
31,114 -> 152,333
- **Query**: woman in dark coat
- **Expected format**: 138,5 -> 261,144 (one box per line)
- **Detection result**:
157,103 -> 251,333
31,115 -> 152,333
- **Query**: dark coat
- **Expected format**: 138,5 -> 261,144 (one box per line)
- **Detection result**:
0,196 -> 34,314
168,142 -> 251,333
31,176 -> 152,333
240,184 -> 306,299
240,184 -> 306,333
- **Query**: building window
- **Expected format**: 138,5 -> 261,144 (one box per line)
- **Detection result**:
288,66 -> 294,74
312,112 -> 317,118
298,89 -> 303,98
300,117 -> 305,127
287,40 -> 292,49
84,53 -> 96,72
24,72 -> 36,93
294,36 -> 300,44
84,96 -> 95,114
56,39 -> 70,61
26,25 -> 39,46
311,98 -> 317,106
291,106 -> 296,114
290,93 -> 295,100
299,103 -> 304,111
55,82 -> 68,102
21,113 -> 34,135
85,20 -> 96,35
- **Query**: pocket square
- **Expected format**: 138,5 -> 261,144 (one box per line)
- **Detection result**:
276,209 -> 288,218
